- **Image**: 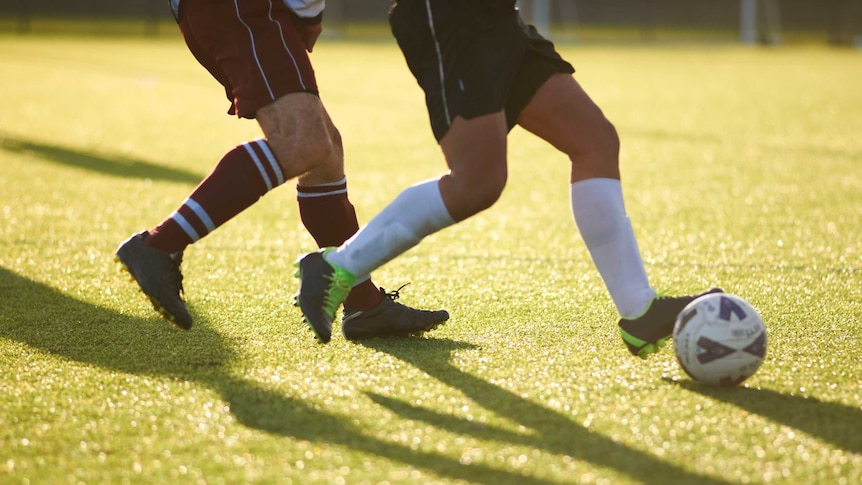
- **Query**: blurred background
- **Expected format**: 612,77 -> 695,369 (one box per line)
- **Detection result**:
1,0 -> 860,46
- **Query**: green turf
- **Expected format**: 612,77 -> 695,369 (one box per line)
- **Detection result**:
1,32 -> 860,484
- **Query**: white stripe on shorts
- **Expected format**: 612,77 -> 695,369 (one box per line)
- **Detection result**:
424,0 -> 451,127
264,1 -> 308,91
234,0 -> 275,100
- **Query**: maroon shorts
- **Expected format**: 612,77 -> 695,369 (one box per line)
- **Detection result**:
177,0 -> 318,119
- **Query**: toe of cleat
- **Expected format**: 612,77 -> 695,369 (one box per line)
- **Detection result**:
635,338 -> 668,359
145,297 -> 181,327
414,322 -> 444,337
636,344 -> 658,360
635,339 -> 667,359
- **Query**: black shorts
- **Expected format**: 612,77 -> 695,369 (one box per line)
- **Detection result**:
390,0 -> 574,141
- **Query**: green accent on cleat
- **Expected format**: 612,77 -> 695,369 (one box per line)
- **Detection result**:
618,288 -> 723,358
294,248 -> 356,344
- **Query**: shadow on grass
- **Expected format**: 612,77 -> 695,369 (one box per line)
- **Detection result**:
0,267 -> 558,484
0,132 -> 201,184
363,339 -> 732,485
664,378 -> 862,454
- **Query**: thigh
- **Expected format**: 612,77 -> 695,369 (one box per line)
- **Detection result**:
504,21 -> 575,130
518,74 -> 620,181
180,0 -> 317,118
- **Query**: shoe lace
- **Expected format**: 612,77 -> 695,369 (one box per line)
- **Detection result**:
381,283 -> 410,301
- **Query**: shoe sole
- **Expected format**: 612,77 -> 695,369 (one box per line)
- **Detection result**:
115,256 -> 190,330
634,338 -> 668,360
619,330 -> 669,359
343,319 -> 448,341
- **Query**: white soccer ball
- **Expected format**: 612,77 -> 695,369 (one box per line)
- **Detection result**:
673,293 -> 766,386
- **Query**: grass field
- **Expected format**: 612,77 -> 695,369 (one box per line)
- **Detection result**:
1,30 -> 861,484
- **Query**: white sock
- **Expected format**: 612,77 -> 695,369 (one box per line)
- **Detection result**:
326,179 -> 455,277
570,178 -> 656,318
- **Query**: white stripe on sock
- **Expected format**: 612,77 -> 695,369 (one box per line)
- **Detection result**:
296,188 -> 348,198
243,142 -> 273,191
171,211 -> 201,242
296,176 -> 348,198
255,139 -> 284,187
310,176 -> 347,188
185,198 -> 215,233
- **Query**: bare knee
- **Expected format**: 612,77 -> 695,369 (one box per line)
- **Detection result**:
475,169 -> 507,211
569,117 -> 621,181
441,165 -> 507,220
267,126 -> 344,185
594,118 -> 621,163
268,129 -> 334,177
256,93 -> 342,181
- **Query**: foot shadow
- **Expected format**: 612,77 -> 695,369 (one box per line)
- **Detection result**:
362,338 -> 733,485
0,132 -> 200,184
664,378 -> 862,454
0,267 -> 555,483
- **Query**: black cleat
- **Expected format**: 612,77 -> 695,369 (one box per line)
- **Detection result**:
293,248 -> 356,344
115,231 -> 192,329
341,285 -> 449,341
619,288 -> 724,358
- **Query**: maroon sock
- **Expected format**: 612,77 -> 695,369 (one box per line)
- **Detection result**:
297,178 -> 384,310
146,140 -> 284,253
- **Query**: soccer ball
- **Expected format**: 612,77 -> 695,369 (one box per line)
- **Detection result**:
673,293 -> 766,386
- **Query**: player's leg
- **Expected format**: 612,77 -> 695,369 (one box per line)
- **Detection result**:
294,113 -> 510,342
517,73 -> 657,317
518,73 -> 721,357
517,74 -> 620,183
295,0 -> 519,338
276,96 -> 449,341
117,0 -> 318,329
238,0 -> 448,342
294,0 -> 517,340
289,103 -> 381,310
116,0 -> 332,329
321,110 -> 508,278
438,113 -> 509,221
294,103 -> 511,340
